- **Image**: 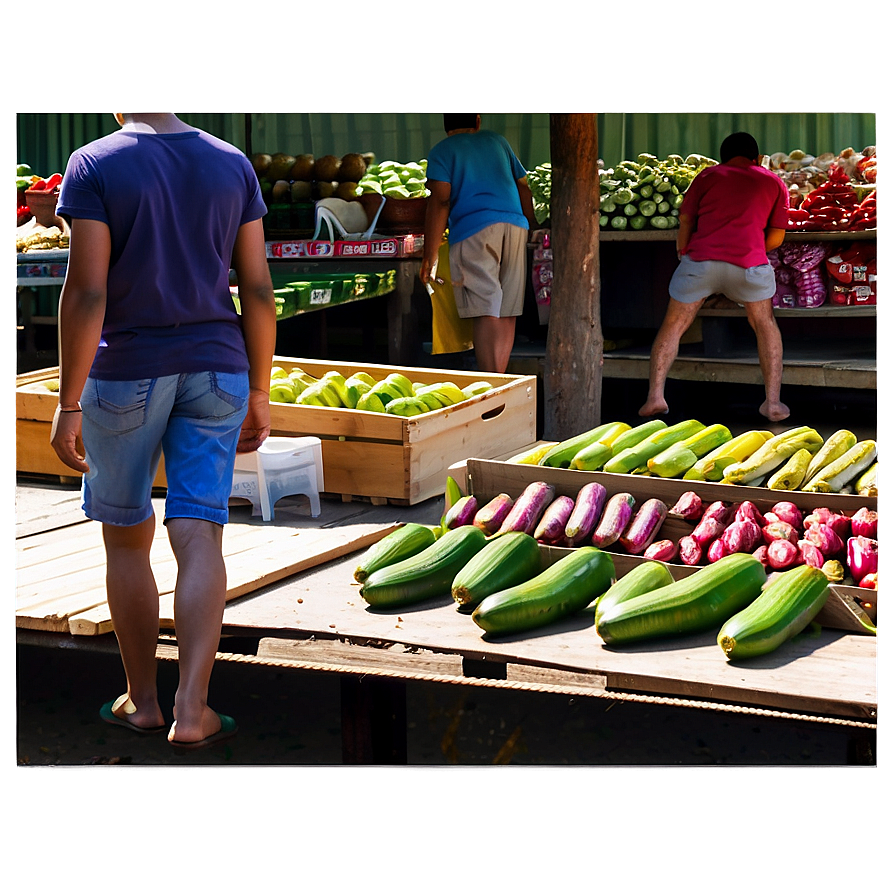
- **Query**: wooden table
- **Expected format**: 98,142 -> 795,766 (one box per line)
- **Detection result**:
15,479 -> 877,763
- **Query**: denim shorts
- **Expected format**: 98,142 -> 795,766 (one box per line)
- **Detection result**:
670,255 -> 776,304
80,370 -> 249,527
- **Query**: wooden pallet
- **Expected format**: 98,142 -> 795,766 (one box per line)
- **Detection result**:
15,498 -> 401,637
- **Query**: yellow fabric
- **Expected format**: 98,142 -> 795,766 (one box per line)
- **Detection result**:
430,240 -> 474,354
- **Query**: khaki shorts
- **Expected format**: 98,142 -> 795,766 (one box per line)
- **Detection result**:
448,222 -> 527,318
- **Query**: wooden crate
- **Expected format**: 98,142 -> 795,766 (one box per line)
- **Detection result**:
267,358 -> 536,503
466,458 -> 877,634
16,361 -> 537,504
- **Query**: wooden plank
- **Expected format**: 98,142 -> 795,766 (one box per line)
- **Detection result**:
218,550 -> 876,720
599,627 -> 874,719
602,352 -> 876,390
16,494 -> 405,634
257,636 -> 465,677
700,305 -> 876,319
65,523 -> 397,637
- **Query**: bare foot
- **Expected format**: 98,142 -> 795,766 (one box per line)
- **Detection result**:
760,400 -> 790,422
639,398 -> 669,417
168,703 -> 225,745
108,693 -> 165,730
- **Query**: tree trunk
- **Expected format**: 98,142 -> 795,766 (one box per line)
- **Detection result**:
543,114 -> 603,440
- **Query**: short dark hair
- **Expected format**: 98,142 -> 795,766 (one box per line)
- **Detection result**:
444,114 -> 478,132
720,132 -> 760,163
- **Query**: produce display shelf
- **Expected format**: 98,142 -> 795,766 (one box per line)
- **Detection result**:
595,228 -> 875,243
265,234 -> 424,260
460,458 -> 877,632
699,305 -> 876,318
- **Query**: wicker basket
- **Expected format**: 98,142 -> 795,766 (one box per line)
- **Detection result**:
380,196 -> 428,233
358,192 -> 428,234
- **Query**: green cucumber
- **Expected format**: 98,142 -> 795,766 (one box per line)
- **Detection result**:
568,440 -> 613,472
360,525 -> 487,608
353,523 -> 437,583
472,547 -> 615,635
606,419 -> 668,456
717,564 -> 829,660
595,560 -> 675,621
596,552 -> 766,645
602,419 -> 705,474
538,421 -> 631,469
451,531 -> 543,612
646,423 -> 733,478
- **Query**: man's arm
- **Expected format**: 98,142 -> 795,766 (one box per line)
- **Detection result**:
420,179 -> 451,284
516,176 -> 536,229
50,217 -> 111,472
231,217 -> 277,453
764,227 -> 786,252
676,212 -> 695,257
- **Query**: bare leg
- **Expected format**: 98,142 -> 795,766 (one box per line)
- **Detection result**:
472,315 -> 517,373
639,297 -> 704,416
165,517 -> 228,744
102,515 -> 165,729
744,300 -> 790,422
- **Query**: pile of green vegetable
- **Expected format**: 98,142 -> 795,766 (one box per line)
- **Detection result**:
526,152 -> 718,230
599,152 -> 717,231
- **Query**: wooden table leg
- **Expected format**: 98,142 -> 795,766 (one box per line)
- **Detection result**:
340,675 -> 408,765
386,261 -> 424,368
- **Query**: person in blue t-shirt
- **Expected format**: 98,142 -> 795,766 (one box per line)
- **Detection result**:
420,114 -> 535,373
51,113 -> 277,752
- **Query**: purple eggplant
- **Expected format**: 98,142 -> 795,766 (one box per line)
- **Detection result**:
564,482 -> 608,545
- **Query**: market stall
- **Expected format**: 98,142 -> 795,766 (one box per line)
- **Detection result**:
14,114 -> 879,766
522,144 -> 877,392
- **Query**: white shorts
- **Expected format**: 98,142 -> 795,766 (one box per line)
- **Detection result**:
670,255 -> 776,304
448,222 -> 527,318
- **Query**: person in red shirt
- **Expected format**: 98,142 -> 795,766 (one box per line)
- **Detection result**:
639,132 -> 791,422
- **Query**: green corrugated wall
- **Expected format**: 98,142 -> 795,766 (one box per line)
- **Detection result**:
17,112 -> 876,179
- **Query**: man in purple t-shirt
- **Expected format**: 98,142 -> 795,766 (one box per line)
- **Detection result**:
639,132 -> 791,422
51,113 -> 276,751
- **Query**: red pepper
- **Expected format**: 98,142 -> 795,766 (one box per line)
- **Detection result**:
45,173 -> 63,191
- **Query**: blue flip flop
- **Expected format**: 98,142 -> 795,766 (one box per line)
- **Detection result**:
100,699 -> 166,735
169,713 -> 238,754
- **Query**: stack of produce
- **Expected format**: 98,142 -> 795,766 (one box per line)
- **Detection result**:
769,145 -> 876,210
507,420 -> 877,497
825,242 -> 876,306
525,152 -> 717,231
268,364 -> 492,416
350,475 -> 875,653
595,555 -> 847,658
768,243 -> 829,308
356,159 -> 429,199
786,162 -> 863,232
657,492 -> 877,586
16,163 -> 67,237
598,153 -> 717,231
251,151 -> 373,204
440,474 -> 877,586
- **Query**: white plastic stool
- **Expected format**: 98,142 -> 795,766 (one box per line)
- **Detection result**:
230,451 -> 266,518
231,436 -> 323,521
